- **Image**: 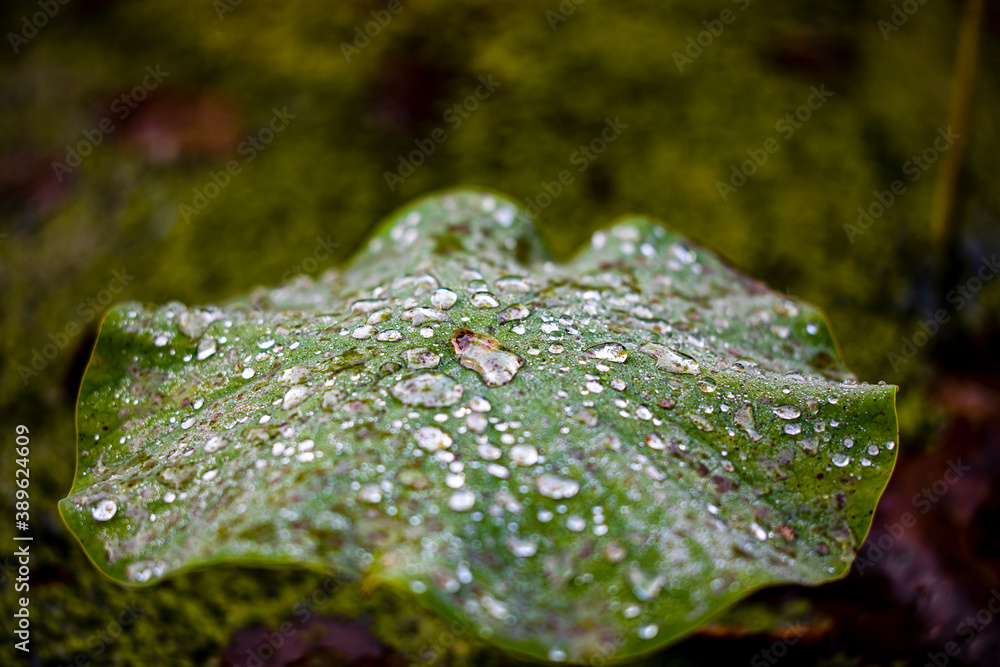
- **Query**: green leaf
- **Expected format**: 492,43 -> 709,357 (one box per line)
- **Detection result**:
61,189 -> 898,664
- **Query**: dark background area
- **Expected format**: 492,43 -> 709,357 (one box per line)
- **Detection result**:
1,0 -> 999,664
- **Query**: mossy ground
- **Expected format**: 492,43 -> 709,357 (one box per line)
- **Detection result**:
1,0 -> 998,664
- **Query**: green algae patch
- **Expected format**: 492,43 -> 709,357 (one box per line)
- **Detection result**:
61,189 -> 898,664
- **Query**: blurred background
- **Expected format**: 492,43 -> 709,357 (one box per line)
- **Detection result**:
1,0 -> 999,664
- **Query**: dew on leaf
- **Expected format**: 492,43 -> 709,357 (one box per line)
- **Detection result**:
351,325 -> 373,339
536,474 -> 580,500
402,307 -> 449,326
391,373 -> 464,407
773,405 -> 801,420
469,396 -> 491,413
63,191 -> 899,666
495,275 -> 528,291
358,485 -> 382,503
415,426 -> 453,452
196,338 -> 217,361
497,304 -> 531,324
508,537 -> 538,558
448,489 -> 476,512
451,329 -> 523,388
640,343 -> 700,375
431,288 -> 458,310
92,500 -> 117,522
584,342 -> 628,363
471,293 -> 500,309
204,436 -> 225,454
282,385 -> 310,410
403,347 -> 441,369
486,463 -> 510,479
366,308 -> 392,325
478,442 -> 502,460
509,444 -> 539,466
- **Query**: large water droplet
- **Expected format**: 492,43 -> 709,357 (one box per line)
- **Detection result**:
402,307 -> 450,326
391,373 -> 464,407
282,385 -> 310,410
196,338 -> 217,361
497,304 -> 531,324
92,499 -> 117,521
640,343 -> 700,375
358,485 -> 382,503
403,347 -> 441,369
415,425 -> 453,451
832,452 -> 850,467
451,329 -> 523,388
448,489 -> 476,512
204,436 -> 225,453
431,288 -> 458,310
509,444 -> 539,466
495,275 -> 529,292
584,342 -> 629,363
508,537 -> 538,558
536,473 -> 580,499
470,292 -> 500,309
734,402 -> 761,441
773,405 -> 801,420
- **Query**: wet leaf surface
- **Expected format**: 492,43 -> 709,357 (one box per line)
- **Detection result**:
61,189 -> 898,664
